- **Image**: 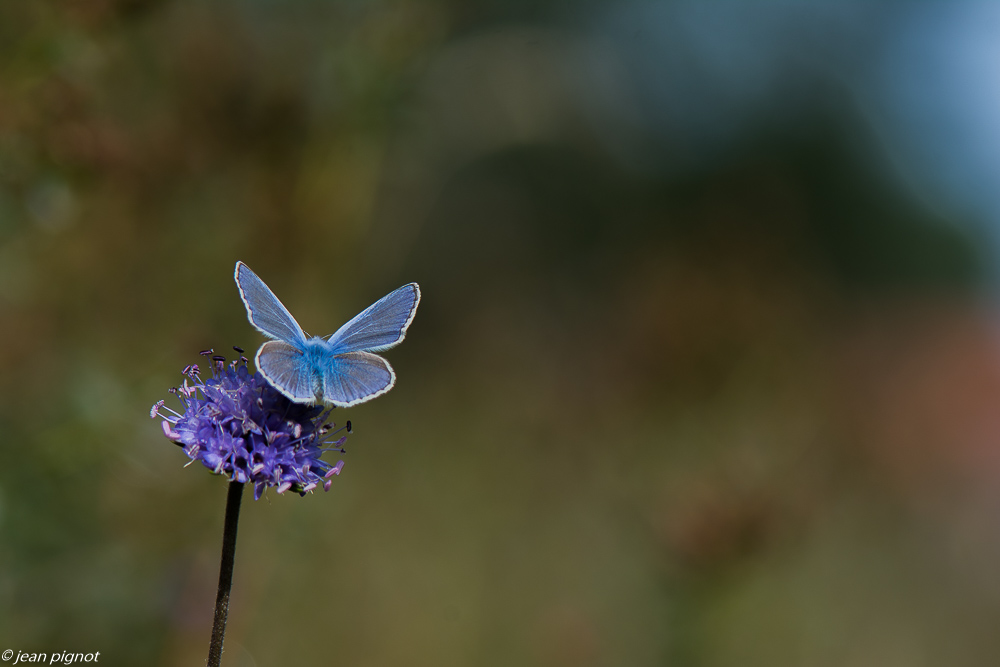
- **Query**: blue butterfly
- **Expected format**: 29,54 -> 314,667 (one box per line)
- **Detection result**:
235,261 -> 420,407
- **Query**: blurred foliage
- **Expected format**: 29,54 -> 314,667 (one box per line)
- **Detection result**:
2,1 -> 1000,666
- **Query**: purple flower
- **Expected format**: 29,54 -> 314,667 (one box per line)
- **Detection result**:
152,349 -> 349,500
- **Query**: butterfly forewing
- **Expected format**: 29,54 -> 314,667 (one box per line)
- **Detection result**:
326,283 -> 420,353
321,351 -> 395,407
235,261 -> 307,345
256,340 -> 317,403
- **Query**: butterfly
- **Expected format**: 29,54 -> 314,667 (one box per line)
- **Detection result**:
234,261 -> 420,407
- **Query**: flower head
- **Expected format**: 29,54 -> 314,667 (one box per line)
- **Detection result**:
152,349 -> 349,500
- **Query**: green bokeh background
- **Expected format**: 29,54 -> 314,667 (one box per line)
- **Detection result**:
3,2 -> 1000,665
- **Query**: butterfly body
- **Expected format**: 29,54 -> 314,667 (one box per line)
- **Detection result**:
294,337 -> 337,399
235,261 -> 420,407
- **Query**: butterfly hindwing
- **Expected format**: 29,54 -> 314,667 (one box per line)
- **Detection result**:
235,261 -> 307,345
321,351 -> 395,407
327,283 -> 420,353
256,340 -> 318,403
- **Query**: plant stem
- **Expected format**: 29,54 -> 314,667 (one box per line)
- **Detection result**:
207,480 -> 245,667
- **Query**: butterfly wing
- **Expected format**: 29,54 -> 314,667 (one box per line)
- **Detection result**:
256,340 -> 318,403
327,283 -> 420,353
321,351 -> 395,407
235,261 -> 307,345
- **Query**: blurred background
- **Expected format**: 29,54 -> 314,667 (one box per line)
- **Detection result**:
4,1 -> 1000,665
